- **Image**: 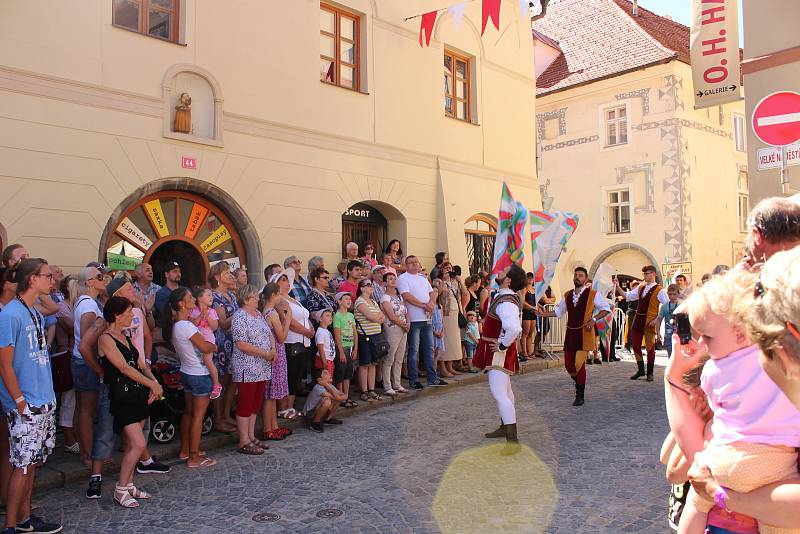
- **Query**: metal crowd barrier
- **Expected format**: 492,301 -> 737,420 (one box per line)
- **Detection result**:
536,304 -> 628,358
539,304 -> 565,360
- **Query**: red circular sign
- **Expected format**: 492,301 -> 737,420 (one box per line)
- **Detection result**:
752,91 -> 800,146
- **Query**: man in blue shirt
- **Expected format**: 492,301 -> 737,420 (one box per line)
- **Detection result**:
0,258 -> 62,534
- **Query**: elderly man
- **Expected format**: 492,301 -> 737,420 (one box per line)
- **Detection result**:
133,263 -> 159,329
285,255 -> 312,308
741,196 -> 800,268
370,265 -> 387,302
307,256 -> 325,274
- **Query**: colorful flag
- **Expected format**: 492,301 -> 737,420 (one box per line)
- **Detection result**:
530,210 -> 579,302
482,0 -> 501,35
419,10 -> 437,47
449,2 -> 466,31
595,312 -> 614,358
491,183 -> 528,276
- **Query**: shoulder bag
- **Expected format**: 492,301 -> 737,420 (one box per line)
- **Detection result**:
450,284 -> 468,329
356,317 -> 390,358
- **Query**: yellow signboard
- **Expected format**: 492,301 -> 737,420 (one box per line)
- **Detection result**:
144,199 -> 170,239
661,262 -> 693,276
200,225 -> 231,253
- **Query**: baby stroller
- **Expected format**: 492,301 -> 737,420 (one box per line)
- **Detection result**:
149,360 -> 214,443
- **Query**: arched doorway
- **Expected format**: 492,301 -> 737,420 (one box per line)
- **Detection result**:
589,243 -> 662,285
104,191 -> 247,288
464,214 -> 497,275
342,203 -> 388,258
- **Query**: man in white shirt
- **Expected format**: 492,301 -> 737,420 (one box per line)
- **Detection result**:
397,256 -> 447,389
539,267 -> 610,406
615,265 -> 669,381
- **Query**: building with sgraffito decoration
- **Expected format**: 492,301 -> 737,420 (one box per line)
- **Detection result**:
0,0 -> 540,286
534,0 -> 747,289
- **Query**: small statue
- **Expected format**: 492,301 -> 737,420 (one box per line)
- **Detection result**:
173,92 -> 192,134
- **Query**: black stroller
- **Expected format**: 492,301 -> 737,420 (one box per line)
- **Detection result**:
148,361 -> 214,443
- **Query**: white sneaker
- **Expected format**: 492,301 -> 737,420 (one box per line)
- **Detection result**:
384,389 -> 397,397
395,386 -> 409,393
64,442 -> 81,454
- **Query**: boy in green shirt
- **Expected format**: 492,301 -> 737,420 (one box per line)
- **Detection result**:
333,292 -> 358,407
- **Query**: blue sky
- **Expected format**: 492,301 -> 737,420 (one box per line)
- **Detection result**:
636,0 -> 745,45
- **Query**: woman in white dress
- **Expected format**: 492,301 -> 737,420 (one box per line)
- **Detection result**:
437,263 -> 463,377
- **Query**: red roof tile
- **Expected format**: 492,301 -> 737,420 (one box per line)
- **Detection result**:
533,0 -> 690,95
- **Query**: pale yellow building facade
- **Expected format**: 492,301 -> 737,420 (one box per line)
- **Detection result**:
0,0 -> 540,286
534,0 -> 748,290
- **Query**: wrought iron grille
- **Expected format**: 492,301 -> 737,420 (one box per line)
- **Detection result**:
465,231 -> 495,275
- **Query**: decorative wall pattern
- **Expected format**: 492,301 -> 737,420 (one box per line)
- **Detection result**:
658,75 -> 691,262
659,74 -> 684,111
542,134 -> 600,152
536,107 -> 567,140
635,118 -> 731,139
615,88 -> 650,115
615,163 -> 656,213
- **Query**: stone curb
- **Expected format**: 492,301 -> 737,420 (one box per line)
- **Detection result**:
33,356 -> 564,494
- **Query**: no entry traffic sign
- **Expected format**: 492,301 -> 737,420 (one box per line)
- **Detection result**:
752,91 -> 800,147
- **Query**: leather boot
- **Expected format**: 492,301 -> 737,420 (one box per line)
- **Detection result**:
646,362 -> 655,382
500,423 -> 521,456
484,420 -> 506,439
572,384 -> 585,406
630,361 -> 646,380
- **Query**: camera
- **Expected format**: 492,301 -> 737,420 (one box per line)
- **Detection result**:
671,313 -> 692,345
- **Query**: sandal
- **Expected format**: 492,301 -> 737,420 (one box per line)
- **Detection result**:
262,430 -> 285,441
187,457 -> 218,468
368,391 -> 382,401
347,399 -> 358,408
237,444 -> 263,456
178,451 -> 206,461
278,427 -> 292,436
126,484 -> 151,500
210,384 -> 222,400
361,392 -> 373,402
252,439 -> 270,450
114,485 -> 139,508
278,408 -> 301,420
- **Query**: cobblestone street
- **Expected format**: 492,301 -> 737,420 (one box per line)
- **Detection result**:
38,360 -> 670,533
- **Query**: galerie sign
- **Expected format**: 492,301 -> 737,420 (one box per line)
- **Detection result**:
690,0 -> 741,109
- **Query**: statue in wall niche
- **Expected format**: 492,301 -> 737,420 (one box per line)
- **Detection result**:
173,92 -> 192,134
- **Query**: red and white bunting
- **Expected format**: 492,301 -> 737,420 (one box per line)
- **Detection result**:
419,10 -> 438,47
481,0 -> 501,35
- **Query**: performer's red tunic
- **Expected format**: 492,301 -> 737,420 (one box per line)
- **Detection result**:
633,284 -> 662,332
473,294 -> 519,375
563,287 -> 595,352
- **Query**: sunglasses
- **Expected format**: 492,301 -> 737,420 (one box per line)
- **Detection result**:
361,283 -> 373,287
90,274 -> 105,281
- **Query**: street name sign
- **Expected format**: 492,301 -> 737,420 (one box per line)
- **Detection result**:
757,143 -> 800,171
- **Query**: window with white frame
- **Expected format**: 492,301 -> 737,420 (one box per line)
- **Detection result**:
737,193 -> 749,233
605,105 -> 628,146
733,114 -> 746,152
606,188 -> 631,234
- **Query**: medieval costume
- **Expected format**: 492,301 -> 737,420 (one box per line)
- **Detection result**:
473,288 -> 523,443
625,282 -> 669,381
552,284 -> 610,405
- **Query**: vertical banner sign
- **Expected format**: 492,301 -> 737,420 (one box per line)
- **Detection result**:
144,199 -> 170,239
184,203 -> 209,240
690,0 -> 742,109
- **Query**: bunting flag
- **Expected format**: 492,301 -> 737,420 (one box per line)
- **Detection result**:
595,312 -> 614,358
419,10 -> 438,47
482,0 -> 501,35
491,183 -> 528,276
448,2 -> 466,31
530,210 -> 579,302
519,0 -> 530,19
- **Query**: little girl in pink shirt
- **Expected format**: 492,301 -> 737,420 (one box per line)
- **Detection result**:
678,273 -> 800,534
189,287 -> 222,399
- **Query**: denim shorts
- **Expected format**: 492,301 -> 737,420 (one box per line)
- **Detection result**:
92,384 -> 116,460
71,357 -> 101,393
180,372 -> 212,397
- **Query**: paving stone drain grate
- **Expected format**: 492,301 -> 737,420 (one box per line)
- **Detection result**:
251,512 -> 280,523
316,509 -> 344,519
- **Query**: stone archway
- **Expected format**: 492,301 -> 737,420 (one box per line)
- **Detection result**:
588,243 -> 662,283
341,200 -> 407,258
99,178 -> 262,286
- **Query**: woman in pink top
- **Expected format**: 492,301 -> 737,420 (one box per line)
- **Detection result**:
676,274 -> 800,534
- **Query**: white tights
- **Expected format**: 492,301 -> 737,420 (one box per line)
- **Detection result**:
488,369 -> 516,425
